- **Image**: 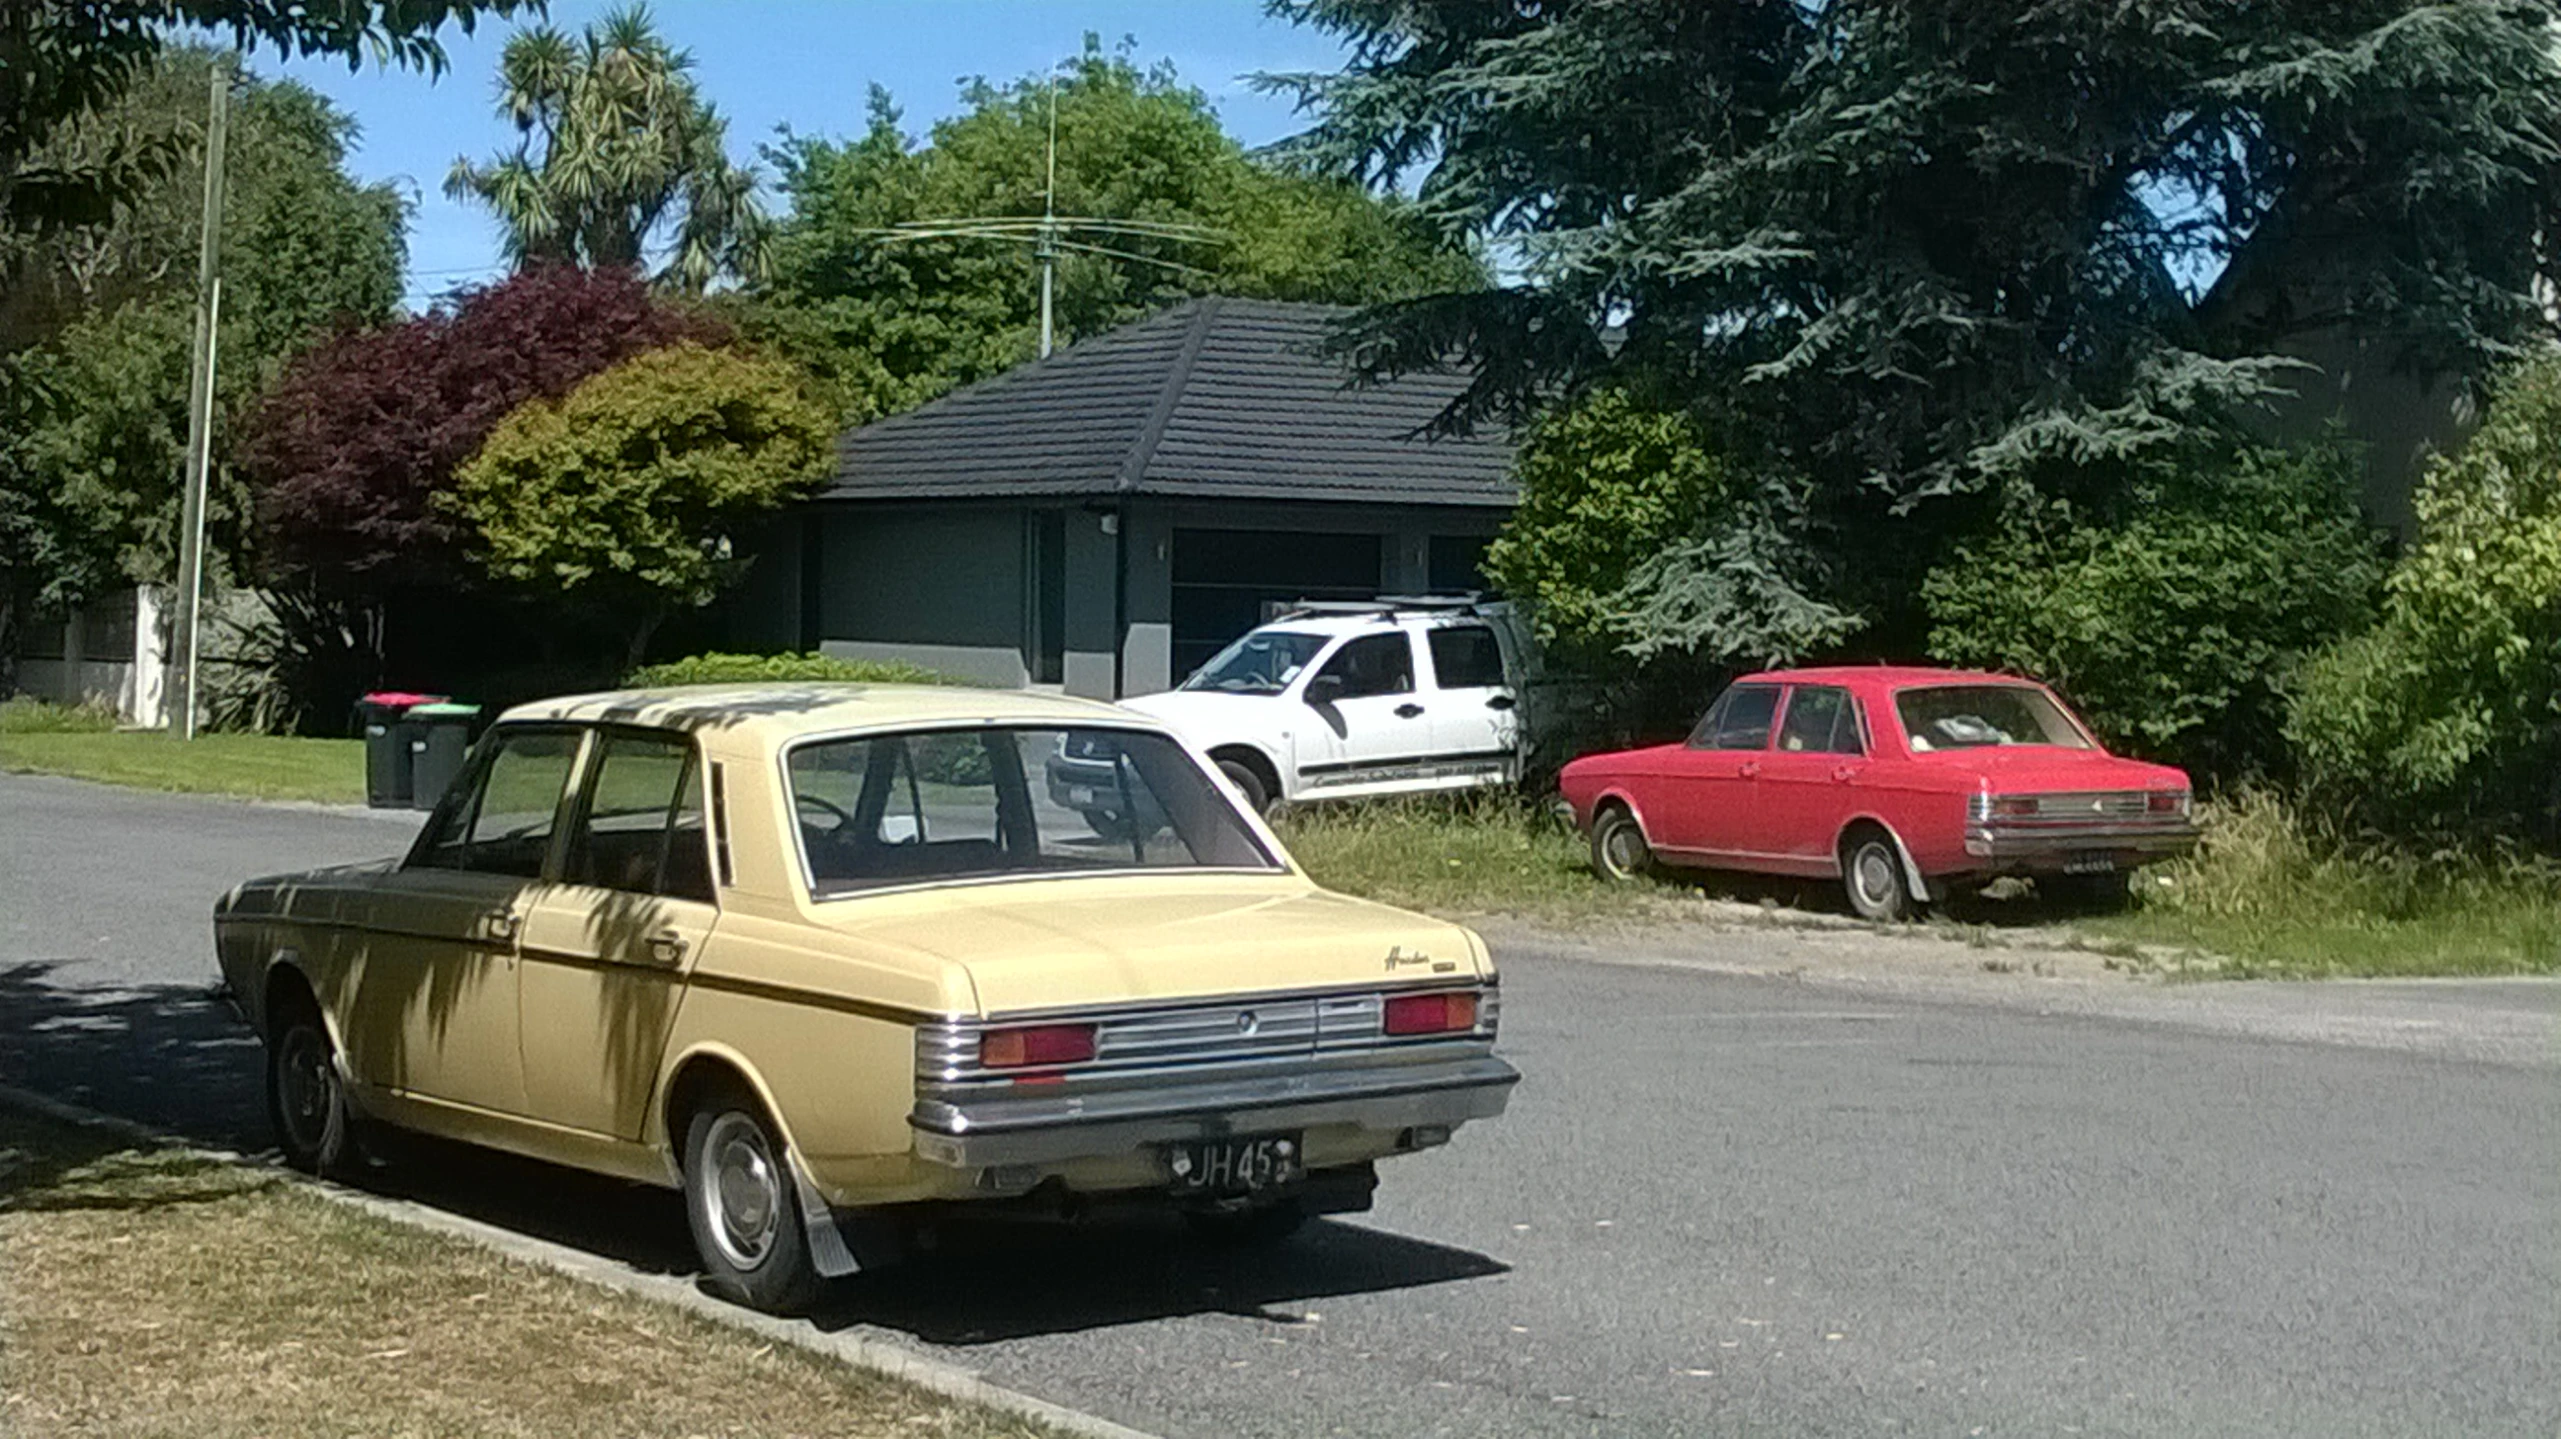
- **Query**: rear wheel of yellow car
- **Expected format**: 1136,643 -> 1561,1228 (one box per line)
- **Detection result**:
1590,804 -> 1654,882
682,1087 -> 821,1316
264,992 -> 360,1179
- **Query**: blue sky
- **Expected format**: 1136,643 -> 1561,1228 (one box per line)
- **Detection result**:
268,1 -> 1354,309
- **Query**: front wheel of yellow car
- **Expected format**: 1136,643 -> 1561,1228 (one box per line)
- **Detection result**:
683,1090 -> 821,1316
264,998 -> 360,1179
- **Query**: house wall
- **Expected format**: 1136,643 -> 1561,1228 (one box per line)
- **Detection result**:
7,586 -> 168,725
811,505 -> 1032,688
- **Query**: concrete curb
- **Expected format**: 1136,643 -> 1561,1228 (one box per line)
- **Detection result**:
0,1082 -> 1162,1439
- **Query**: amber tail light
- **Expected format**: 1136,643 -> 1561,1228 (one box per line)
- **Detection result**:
980,1024 -> 1098,1069
1384,991 -> 1480,1037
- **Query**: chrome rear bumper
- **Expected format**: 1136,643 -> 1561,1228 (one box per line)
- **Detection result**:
909,1052 -> 1520,1170
1964,822 -> 2200,866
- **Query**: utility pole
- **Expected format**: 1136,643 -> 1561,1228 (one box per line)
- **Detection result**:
169,53 -> 230,739
1036,72 -> 1058,360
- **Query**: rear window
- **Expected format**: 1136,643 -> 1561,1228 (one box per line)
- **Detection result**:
1895,686 -> 2093,752
1427,624 -> 1506,689
785,725 -> 1278,896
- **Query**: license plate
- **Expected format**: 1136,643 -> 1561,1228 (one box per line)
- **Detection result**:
1068,785 -> 1096,805
1165,1134 -> 1303,1194
2063,851 -> 2118,875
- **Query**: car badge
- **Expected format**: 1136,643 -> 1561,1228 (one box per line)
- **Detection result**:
1236,1010 -> 1260,1036
1384,945 -> 1433,970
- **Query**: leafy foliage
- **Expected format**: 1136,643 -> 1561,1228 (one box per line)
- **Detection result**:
1486,389 -> 1853,668
444,4 -> 769,292
0,696 -> 119,734
2290,354 -> 2561,836
239,265 -> 728,592
754,42 -> 1485,423
1272,0 -> 2561,647
625,650 -> 954,688
1926,441 -> 2386,779
451,344 -> 833,662
0,52 -> 405,632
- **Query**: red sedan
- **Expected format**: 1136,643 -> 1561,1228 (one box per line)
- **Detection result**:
1558,667 -> 2200,920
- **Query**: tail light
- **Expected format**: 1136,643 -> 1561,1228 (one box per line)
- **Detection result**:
1384,991 -> 1480,1037
979,1023 -> 1097,1069
2148,790 -> 2191,816
1988,795 -> 2038,818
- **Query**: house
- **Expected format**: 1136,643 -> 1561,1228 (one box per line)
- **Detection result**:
727,297 -> 1517,698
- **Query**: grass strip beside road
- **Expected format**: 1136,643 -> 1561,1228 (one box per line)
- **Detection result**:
0,730 -> 363,804
0,1106 -> 1063,1439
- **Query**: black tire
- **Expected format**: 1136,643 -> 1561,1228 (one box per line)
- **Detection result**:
1216,756 -> 1273,815
1081,808 -> 1136,843
2047,870 -> 2133,911
1589,804 -> 1654,882
264,990 -> 361,1179
1184,1200 -> 1308,1247
1841,828 -> 1916,922
682,1086 -> 822,1316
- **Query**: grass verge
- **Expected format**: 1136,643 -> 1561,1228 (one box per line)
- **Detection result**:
1274,794 -> 1706,926
0,1105 -> 1061,1439
0,729 -> 363,804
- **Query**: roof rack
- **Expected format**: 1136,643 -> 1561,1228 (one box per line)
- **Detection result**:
1272,592 -> 1496,622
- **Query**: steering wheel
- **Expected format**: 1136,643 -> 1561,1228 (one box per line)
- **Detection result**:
794,791 -> 856,834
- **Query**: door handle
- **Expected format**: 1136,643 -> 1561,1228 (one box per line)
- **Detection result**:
1831,764 -> 1861,783
1394,703 -> 1425,719
482,910 -> 519,942
1737,761 -> 1761,779
1485,694 -> 1516,711
646,931 -> 689,966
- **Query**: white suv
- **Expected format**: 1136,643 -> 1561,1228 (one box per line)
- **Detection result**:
1063,601 -> 1521,816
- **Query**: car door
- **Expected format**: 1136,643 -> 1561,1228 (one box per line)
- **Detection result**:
1649,683 -> 1781,861
514,728 -> 719,1140
347,725 -> 581,1116
1754,684 -> 1869,871
1289,630 -> 1433,795
1422,620 -> 1520,783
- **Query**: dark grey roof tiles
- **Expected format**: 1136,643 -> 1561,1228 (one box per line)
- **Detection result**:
821,298 -> 1516,507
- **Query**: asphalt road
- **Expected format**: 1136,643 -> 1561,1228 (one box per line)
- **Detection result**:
4,772 -> 2557,1437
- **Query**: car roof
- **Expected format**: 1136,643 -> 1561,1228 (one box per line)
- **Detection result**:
1246,611 -> 1492,639
1732,665 -> 2048,689
496,683 -> 1139,745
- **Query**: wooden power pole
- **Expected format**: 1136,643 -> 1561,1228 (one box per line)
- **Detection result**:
169,53 -> 230,739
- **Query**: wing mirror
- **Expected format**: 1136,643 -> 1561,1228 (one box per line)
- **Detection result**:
1304,673 -> 1346,707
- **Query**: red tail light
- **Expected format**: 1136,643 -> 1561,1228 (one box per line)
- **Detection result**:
1989,795 -> 2039,818
980,1024 -> 1097,1069
1384,991 -> 1480,1037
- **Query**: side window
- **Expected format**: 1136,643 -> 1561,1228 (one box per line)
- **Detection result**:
1427,624 -> 1506,690
1313,633 -> 1415,700
1777,686 -> 1862,756
1702,685 -> 1781,751
563,733 -> 713,904
411,728 -> 580,878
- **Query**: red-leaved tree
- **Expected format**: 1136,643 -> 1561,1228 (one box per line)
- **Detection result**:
240,265 -> 729,590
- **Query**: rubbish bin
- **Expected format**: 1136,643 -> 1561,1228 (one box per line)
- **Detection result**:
406,702 -> 482,811
357,691 -> 443,809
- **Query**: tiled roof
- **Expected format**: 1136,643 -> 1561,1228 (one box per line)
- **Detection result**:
820,298 -> 1516,507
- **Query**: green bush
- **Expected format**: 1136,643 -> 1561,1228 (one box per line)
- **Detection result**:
0,696 -> 121,733
2290,355 -> 2561,839
624,651 -> 957,688
1924,441 -> 2385,782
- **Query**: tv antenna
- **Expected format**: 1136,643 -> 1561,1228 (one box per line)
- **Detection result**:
860,69 -> 1225,358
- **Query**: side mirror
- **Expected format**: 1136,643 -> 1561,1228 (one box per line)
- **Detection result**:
1304,673 -> 1346,707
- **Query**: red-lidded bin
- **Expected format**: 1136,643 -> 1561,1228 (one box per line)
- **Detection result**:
357,691 -> 444,809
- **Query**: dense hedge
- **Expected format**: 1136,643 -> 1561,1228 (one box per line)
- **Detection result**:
624,651 -> 956,688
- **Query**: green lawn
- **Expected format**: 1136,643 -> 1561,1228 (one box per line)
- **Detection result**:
0,730 -> 364,804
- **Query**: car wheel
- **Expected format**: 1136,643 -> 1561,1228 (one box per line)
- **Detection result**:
1217,757 -> 1272,815
1589,805 -> 1654,882
1184,1200 -> 1308,1247
265,996 -> 360,1178
1841,830 -> 1916,922
683,1088 -> 822,1316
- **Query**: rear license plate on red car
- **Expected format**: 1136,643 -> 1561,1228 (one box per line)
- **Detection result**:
1166,1135 -> 1303,1194
2063,850 -> 2119,875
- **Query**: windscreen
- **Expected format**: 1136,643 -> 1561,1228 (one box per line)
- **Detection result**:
786,725 -> 1279,896
1895,686 -> 2094,752
1181,630 -> 1329,693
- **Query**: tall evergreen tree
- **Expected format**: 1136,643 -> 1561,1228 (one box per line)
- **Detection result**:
1270,1 -> 2561,651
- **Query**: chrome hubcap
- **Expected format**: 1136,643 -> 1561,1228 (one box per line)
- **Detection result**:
1853,846 -> 1897,909
277,1027 -> 334,1153
1602,822 -> 1644,878
701,1113 -> 782,1270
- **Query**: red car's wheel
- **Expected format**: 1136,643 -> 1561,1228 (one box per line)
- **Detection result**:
1841,828 -> 1914,922
1590,804 -> 1654,882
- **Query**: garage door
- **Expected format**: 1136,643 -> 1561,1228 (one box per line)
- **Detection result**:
1170,529 -> 1383,679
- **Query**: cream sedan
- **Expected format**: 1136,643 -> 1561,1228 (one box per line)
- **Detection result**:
214,685 -> 1518,1312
